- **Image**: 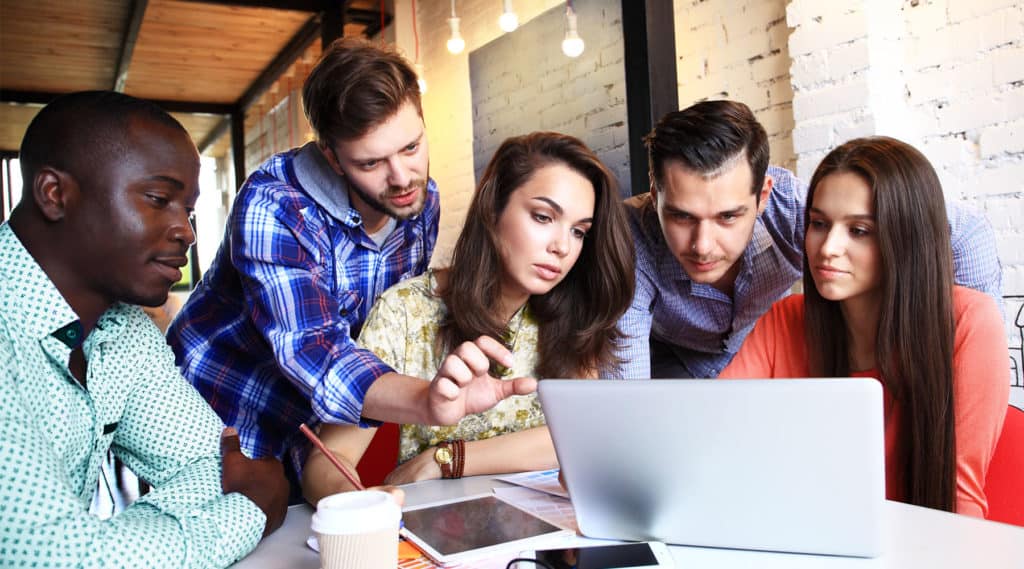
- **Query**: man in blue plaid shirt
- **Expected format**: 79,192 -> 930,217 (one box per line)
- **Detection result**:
616,100 -> 1003,379
167,39 -> 533,491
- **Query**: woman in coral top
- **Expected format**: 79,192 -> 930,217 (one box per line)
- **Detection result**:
721,136 -> 1008,518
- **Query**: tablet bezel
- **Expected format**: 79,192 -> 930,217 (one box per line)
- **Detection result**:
400,492 -> 573,565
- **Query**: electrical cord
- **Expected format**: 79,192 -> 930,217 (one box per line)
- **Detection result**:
505,558 -> 555,569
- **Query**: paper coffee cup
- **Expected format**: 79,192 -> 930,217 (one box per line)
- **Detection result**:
311,490 -> 402,569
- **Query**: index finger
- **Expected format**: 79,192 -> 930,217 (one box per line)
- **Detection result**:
472,335 -> 514,369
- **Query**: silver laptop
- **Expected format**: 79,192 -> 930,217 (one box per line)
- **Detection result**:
539,378 -> 886,557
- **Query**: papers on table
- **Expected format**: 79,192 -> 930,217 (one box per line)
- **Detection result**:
495,469 -> 570,499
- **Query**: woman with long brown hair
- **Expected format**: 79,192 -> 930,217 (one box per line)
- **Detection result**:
302,132 -> 634,502
721,136 -> 1008,518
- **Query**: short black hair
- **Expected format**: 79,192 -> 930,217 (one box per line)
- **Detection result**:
644,100 -> 769,195
19,90 -> 188,188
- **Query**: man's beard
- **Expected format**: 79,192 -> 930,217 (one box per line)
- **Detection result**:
349,178 -> 428,221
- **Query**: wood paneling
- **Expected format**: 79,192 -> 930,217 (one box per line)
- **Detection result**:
0,0 -> 131,93
123,0 -> 311,103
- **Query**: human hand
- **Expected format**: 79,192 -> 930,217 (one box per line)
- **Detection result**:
426,336 -> 538,425
367,485 -> 407,506
382,449 -> 441,486
220,428 -> 289,537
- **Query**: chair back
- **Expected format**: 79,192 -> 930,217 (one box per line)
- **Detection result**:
984,405 -> 1024,526
355,422 -> 399,487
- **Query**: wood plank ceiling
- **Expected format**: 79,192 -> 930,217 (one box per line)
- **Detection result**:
0,0 -> 389,157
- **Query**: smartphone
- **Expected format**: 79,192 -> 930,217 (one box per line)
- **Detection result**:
518,542 -> 674,569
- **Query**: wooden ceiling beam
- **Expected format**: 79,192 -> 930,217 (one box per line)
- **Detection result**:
114,0 -> 149,92
0,89 -> 233,115
237,14 -> 321,112
178,0 -> 325,12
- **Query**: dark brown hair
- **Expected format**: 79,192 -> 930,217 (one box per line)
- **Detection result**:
804,136 -> 956,512
302,37 -> 421,146
644,100 -> 769,196
440,132 -> 635,377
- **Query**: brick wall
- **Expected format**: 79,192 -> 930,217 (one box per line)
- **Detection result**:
468,0 -> 629,195
674,0 -> 796,171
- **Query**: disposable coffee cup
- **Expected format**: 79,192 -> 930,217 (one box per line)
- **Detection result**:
311,490 -> 402,569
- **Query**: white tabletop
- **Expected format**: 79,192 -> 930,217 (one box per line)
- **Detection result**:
231,475 -> 1024,569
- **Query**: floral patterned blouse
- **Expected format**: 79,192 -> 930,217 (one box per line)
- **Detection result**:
357,271 -> 546,463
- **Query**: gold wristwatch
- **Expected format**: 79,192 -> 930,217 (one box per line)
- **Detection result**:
434,442 -> 455,479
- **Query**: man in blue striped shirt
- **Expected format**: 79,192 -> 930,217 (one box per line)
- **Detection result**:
167,39 -> 533,489
616,100 -> 1002,379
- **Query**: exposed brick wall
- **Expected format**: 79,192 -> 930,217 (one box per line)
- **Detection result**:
674,0 -> 796,172
468,0 -> 629,197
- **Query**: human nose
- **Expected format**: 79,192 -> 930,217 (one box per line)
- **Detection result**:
819,227 -> 845,259
549,226 -> 570,257
386,156 -> 411,189
170,210 -> 196,248
691,221 -> 713,256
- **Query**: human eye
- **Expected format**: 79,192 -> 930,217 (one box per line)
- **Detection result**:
808,218 -> 828,230
532,212 -> 552,224
720,211 -> 740,223
404,142 -> 420,153
358,160 -> 379,171
146,193 -> 170,208
571,226 -> 588,240
850,225 -> 873,238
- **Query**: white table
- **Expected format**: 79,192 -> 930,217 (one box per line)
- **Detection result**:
232,475 -> 1024,568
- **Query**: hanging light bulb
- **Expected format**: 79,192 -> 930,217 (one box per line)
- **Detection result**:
447,0 -> 465,54
415,63 -> 427,94
561,4 -> 585,58
498,0 -> 518,33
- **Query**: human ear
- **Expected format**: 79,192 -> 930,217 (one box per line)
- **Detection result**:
32,167 -> 76,222
648,171 -> 658,207
318,143 -> 345,177
756,174 -> 774,215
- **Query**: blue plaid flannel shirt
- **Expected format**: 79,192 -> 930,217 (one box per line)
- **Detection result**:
167,143 -> 438,461
615,166 -> 1003,379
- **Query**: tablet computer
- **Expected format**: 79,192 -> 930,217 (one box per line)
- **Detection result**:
401,493 -> 573,566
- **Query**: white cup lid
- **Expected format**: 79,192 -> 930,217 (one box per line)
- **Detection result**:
310,490 -> 402,535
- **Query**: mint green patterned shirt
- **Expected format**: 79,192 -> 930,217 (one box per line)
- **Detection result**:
0,223 -> 265,568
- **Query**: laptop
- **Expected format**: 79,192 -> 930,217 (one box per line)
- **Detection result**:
539,378 -> 886,557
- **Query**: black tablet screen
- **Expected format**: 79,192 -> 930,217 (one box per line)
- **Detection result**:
403,496 -> 562,556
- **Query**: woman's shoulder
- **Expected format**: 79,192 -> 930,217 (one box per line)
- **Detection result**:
951,285 -> 1003,334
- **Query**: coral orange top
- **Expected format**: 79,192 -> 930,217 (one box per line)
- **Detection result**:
720,286 -> 1009,518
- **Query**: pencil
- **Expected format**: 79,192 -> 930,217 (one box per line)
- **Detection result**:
298,423 -> 366,491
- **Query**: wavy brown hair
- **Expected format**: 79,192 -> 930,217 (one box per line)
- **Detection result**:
440,132 -> 635,377
804,136 -> 956,511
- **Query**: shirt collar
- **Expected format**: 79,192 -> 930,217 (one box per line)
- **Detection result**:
0,223 -> 80,343
0,223 -> 130,348
292,142 -> 358,225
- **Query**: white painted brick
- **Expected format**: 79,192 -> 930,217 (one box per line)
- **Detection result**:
909,28 -> 956,70
904,0 -> 950,37
932,96 -> 1006,134
792,121 -> 832,153
980,119 -> 1024,157
972,162 -> 1024,196
1003,265 -> 1024,296
767,17 -> 790,52
947,0 -> 1021,24
750,52 -> 789,83
767,76 -> 795,106
983,197 -> 1024,230
796,149 -> 829,180
920,135 -> 971,168
829,39 -> 871,80
996,233 -> 1024,265
792,78 -> 870,121
786,0 -> 850,29
789,51 -> 828,90
788,9 -> 869,57
835,113 -> 877,142
757,104 -> 796,137
993,45 -> 1024,86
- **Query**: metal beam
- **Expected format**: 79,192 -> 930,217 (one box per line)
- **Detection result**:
351,7 -> 393,38
321,0 -> 349,48
0,90 -> 234,115
238,14 -> 321,111
621,0 -> 677,196
198,118 -> 231,154
114,0 -> 149,92
231,108 -> 246,189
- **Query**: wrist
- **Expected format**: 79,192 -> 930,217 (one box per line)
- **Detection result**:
433,439 -> 466,479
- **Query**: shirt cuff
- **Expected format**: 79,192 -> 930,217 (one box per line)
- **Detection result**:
195,491 -> 266,566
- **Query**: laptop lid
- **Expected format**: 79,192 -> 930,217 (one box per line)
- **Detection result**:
539,378 -> 886,557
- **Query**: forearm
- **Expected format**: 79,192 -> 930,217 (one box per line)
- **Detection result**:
302,449 -> 365,504
361,372 -> 432,424
463,426 -> 558,477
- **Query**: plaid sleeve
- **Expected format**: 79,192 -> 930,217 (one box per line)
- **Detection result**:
231,184 -> 393,426
947,201 -> 1004,318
